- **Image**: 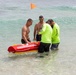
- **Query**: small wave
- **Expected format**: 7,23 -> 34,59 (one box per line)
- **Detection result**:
52,6 -> 76,11
0,19 -> 26,26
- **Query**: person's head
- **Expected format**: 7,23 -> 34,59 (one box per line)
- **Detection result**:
26,18 -> 33,26
46,21 -> 48,23
48,19 -> 55,26
39,15 -> 44,22
46,21 -> 49,23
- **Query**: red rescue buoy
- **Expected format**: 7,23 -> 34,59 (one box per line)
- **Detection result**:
8,42 -> 40,53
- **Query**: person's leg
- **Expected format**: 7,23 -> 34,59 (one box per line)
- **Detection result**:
38,42 -> 44,53
56,43 -> 59,49
44,43 -> 51,55
37,42 -> 44,57
44,43 -> 50,52
51,43 -> 59,50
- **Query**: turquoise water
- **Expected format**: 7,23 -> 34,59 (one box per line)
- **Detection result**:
0,0 -> 76,75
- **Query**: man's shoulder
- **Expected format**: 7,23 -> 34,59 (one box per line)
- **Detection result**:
45,23 -> 50,26
35,22 -> 40,25
22,25 -> 27,30
55,23 -> 59,26
54,23 -> 60,30
35,22 -> 40,28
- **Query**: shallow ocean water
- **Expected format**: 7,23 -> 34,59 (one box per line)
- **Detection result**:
0,0 -> 76,75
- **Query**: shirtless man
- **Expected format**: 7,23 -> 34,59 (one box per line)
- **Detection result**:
33,15 -> 44,41
21,18 -> 33,44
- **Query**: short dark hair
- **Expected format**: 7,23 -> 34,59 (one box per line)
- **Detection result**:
48,19 -> 54,24
46,21 -> 49,23
39,15 -> 44,18
27,18 -> 33,22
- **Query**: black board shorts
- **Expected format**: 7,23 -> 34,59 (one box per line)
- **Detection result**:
21,39 -> 30,44
36,34 -> 41,41
51,43 -> 59,50
38,42 -> 51,53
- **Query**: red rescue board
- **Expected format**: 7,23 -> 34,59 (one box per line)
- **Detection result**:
8,42 -> 40,53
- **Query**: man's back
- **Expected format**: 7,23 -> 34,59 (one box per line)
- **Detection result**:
52,23 -> 60,44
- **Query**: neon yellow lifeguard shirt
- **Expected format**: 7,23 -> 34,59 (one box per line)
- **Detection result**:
52,23 -> 60,44
39,23 -> 52,43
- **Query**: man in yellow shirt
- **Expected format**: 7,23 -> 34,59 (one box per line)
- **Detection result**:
37,22 -> 52,57
47,19 -> 60,50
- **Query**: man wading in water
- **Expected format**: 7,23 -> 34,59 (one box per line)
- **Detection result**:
33,15 -> 44,41
21,18 -> 33,44
47,19 -> 60,50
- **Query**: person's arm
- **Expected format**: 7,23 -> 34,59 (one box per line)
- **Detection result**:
33,24 -> 37,40
39,24 -> 46,34
22,27 -> 29,43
